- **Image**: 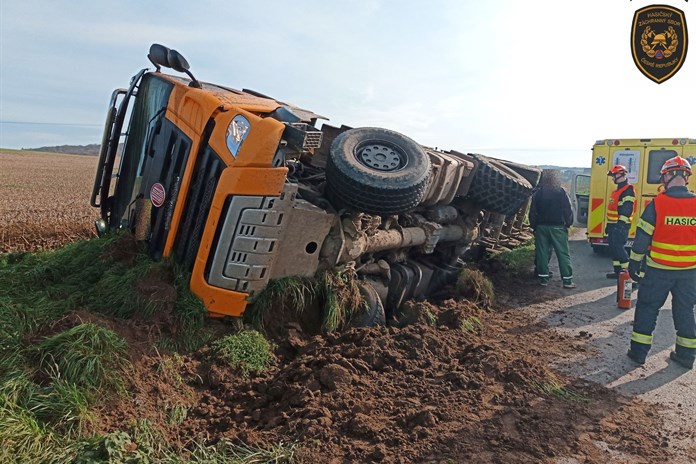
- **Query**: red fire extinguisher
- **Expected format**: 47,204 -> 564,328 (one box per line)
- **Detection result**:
617,270 -> 633,309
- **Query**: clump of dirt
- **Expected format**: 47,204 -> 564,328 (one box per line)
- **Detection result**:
456,267 -> 495,308
245,278 -> 324,339
245,269 -> 364,340
101,232 -> 140,266
90,297 -> 672,463
134,268 -> 178,334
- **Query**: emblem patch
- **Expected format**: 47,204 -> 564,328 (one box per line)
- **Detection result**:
631,5 -> 688,84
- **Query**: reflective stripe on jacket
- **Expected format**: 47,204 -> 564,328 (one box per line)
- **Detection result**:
607,183 -> 635,224
648,193 -> 696,270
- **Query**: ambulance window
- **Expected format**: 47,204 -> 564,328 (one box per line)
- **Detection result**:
647,149 -> 678,183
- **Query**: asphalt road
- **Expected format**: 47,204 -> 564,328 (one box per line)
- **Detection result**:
520,229 -> 695,463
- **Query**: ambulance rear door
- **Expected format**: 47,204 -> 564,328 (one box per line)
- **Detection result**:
571,173 -> 590,227
607,141 -> 644,244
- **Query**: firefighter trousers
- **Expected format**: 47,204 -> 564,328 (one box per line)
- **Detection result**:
534,225 -> 573,283
607,222 -> 629,273
630,267 -> 696,362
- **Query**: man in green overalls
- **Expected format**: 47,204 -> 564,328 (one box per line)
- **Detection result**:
529,170 -> 576,289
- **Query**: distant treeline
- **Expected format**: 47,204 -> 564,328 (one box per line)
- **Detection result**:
23,143 -> 125,156
23,144 -> 101,156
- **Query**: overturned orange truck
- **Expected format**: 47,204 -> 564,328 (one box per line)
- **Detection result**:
91,44 -> 541,321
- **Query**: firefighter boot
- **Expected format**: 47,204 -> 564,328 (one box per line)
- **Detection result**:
627,349 -> 646,365
606,266 -> 621,279
669,351 -> 694,370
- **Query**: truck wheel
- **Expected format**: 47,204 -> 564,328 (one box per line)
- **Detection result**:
325,127 -> 431,215
498,159 -> 542,187
352,281 -> 386,327
465,153 -> 533,216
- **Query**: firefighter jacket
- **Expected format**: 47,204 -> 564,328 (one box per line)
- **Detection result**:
630,186 -> 696,270
606,181 -> 636,225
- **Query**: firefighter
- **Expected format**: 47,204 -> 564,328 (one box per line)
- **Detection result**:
626,156 -> 696,369
605,165 -> 636,279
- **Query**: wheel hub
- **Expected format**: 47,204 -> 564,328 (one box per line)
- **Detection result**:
356,143 -> 404,171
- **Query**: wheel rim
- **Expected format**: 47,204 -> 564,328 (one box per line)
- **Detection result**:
355,142 -> 405,171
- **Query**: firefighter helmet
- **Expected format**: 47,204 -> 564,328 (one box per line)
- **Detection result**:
660,156 -> 692,176
607,165 -> 628,176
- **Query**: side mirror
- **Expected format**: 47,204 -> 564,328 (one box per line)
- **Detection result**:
166,49 -> 190,73
147,43 -> 200,88
147,43 -> 171,71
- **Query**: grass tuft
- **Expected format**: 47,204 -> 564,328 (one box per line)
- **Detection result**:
531,379 -> 590,402
318,269 -> 362,332
159,263 -> 212,352
166,404 -> 189,426
424,308 -> 437,326
492,238 -> 536,274
73,425 -> 297,463
199,439 -> 297,463
211,330 -> 274,375
246,276 -> 315,330
456,267 -> 495,309
156,352 -> 185,387
247,269 -> 366,333
34,323 -> 130,393
460,316 -> 483,333
25,379 -> 94,433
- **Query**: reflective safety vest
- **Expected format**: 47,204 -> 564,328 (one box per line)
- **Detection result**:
606,184 -> 635,224
648,194 -> 696,270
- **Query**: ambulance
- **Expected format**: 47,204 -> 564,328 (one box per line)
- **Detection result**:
572,138 -> 696,252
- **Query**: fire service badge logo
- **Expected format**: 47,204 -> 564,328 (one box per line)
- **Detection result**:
632,5 -> 688,83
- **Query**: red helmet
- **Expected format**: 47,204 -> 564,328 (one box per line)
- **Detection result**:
607,165 -> 628,176
660,156 -> 692,176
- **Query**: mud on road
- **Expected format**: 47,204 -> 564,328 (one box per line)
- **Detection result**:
515,229 -> 696,463
72,230 -> 693,463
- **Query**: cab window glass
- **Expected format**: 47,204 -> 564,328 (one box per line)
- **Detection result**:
647,149 -> 678,183
575,175 -> 590,196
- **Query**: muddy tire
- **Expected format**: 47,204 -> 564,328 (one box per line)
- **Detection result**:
498,159 -> 542,188
352,282 -> 386,327
325,127 -> 431,215
465,153 -> 533,216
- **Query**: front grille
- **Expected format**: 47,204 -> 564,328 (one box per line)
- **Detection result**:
148,124 -> 192,258
173,144 -> 225,270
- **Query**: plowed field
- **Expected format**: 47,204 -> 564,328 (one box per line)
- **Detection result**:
0,150 -> 96,252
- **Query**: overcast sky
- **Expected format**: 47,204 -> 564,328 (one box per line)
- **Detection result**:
1,0 -> 693,167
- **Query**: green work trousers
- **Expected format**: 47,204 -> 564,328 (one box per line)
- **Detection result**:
534,225 -> 573,281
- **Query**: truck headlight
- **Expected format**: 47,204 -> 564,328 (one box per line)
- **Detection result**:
226,115 -> 250,157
